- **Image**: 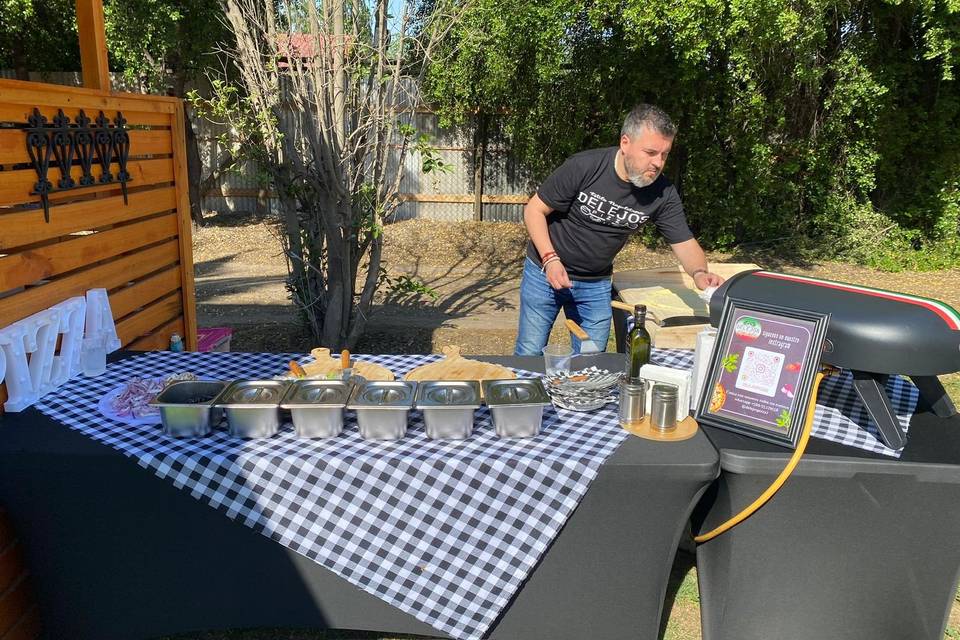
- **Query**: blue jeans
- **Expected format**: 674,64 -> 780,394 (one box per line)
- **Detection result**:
514,257 -> 613,356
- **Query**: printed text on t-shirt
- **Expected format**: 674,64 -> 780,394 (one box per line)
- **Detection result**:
577,191 -> 650,229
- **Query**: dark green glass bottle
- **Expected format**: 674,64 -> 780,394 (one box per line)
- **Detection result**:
626,304 -> 651,380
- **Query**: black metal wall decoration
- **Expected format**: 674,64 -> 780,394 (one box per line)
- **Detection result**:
24,107 -> 133,222
93,111 -> 114,185
50,110 -> 76,190
75,110 -> 96,187
25,109 -> 53,222
113,113 -> 131,204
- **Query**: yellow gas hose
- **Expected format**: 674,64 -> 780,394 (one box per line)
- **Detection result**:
694,367 -> 836,543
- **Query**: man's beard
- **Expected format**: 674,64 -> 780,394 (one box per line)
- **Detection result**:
628,173 -> 655,188
624,156 -> 658,188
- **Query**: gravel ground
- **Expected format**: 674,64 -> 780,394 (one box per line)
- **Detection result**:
193,215 -> 960,312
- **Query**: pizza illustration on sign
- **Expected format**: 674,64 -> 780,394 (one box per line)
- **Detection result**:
709,383 -> 727,412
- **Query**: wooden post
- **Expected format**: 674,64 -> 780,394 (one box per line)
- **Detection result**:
472,113 -> 487,221
171,102 -> 199,350
75,0 -> 110,91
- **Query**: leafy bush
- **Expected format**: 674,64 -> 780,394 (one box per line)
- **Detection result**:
836,203 -> 960,271
423,0 -> 960,268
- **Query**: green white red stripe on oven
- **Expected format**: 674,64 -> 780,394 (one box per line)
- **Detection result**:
754,271 -> 960,331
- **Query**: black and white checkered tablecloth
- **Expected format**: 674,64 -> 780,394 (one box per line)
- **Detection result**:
32,348 -> 915,639
38,350 -> 700,640
657,350 -> 917,457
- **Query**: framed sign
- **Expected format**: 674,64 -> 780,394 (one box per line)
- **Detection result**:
695,297 -> 830,448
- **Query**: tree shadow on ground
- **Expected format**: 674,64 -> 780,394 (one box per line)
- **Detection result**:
378,249 -> 522,321
723,244 -> 819,271
194,253 -> 243,279
198,210 -> 278,229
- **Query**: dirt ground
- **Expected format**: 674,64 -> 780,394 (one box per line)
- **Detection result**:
194,212 -> 960,346
193,212 -> 960,400
190,212 -> 960,640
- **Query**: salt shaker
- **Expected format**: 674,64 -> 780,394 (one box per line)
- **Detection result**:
650,384 -> 679,432
618,378 -> 647,427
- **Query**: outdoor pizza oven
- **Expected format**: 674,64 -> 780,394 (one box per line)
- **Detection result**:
708,270 -> 960,449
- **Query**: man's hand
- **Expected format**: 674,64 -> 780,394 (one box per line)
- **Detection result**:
545,260 -> 573,289
693,270 -> 724,290
670,239 -> 726,291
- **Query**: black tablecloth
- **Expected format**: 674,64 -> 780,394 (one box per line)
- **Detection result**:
693,397 -> 960,640
0,353 -> 719,640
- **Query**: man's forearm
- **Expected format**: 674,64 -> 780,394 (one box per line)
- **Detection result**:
670,238 -> 725,289
672,239 -> 708,275
523,204 -> 555,260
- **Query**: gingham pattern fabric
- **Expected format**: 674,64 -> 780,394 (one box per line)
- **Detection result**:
653,349 -> 917,457
37,349 -> 690,640
32,349 -> 915,640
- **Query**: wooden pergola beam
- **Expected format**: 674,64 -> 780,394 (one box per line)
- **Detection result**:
75,0 -> 110,91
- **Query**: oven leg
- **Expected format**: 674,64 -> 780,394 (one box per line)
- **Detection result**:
851,371 -> 906,450
910,375 -> 958,419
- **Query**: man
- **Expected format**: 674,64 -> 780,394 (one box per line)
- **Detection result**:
515,103 -> 725,356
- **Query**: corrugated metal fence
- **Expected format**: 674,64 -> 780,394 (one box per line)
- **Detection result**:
197,109 -> 532,223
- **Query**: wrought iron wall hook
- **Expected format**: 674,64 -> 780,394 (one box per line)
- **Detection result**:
94,111 -> 114,184
26,108 -> 54,223
75,110 -> 96,187
113,111 -> 131,204
50,109 -> 76,190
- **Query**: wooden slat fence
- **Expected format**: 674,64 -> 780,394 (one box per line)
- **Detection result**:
0,78 -> 199,406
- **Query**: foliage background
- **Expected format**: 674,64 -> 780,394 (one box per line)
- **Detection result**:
0,0 -> 228,92
422,0 -> 960,269
2,0 -> 959,269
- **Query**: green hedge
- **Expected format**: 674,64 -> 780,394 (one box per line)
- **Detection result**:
423,0 -> 960,269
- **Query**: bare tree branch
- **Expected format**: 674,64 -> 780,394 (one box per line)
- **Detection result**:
211,0 -> 459,348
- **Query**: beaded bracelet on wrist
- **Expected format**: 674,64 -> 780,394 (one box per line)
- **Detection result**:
541,256 -> 561,272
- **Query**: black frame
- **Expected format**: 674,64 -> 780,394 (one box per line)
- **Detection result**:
695,297 -> 830,448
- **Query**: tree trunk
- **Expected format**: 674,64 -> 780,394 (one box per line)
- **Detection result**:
473,112 -> 487,221
167,76 -> 207,226
332,0 -> 348,152
11,38 -> 29,81
319,200 -> 355,349
183,105 -> 206,225
347,233 -> 383,349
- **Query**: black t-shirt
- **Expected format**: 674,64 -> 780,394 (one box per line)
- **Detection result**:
527,147 -> 694,280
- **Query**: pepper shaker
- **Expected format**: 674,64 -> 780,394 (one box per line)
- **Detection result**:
618,378 -> 647,427
650,384 -> 679,432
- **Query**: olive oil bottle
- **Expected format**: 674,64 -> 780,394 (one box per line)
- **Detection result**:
625,304 -> 651,380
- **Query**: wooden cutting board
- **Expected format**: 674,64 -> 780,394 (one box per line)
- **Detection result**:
403,346 -> 516,383
299,348 -> 395,381
613,263 -> 759,349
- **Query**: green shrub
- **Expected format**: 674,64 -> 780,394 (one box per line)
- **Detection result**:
423,0 -> 960,270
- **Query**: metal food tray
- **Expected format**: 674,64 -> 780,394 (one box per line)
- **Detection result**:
151,380 -> 227,438
279,380 -> 350,439
216,380 -> 288,438
347,380 -> 417,441
481,379 -> 550,438
415,380 -> 481,440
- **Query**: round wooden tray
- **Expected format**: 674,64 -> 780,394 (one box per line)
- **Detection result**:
621,415 -> 699,442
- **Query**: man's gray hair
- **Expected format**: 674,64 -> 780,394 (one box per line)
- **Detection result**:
621,104 -> 677,139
